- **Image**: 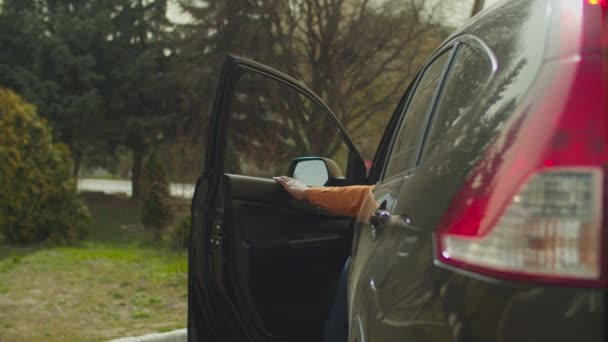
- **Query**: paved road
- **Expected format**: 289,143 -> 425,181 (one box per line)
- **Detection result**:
77,179 -> 195,199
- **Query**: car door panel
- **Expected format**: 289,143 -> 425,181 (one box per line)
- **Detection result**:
350,179 -> 452,342
224,173 -> 352,332
224,175 -> 354,338
226,175 -> 347,240
189,55 -> 366,342
349,47 -> 457,341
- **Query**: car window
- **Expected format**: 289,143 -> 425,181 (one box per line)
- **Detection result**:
224,70 -> 351,178
421,42 -> 493,161
382,49 -> 452,179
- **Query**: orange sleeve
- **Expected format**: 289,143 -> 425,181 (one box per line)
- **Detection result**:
307,185 -> 374,218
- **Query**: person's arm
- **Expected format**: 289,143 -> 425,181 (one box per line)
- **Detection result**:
273,176 -> 373,218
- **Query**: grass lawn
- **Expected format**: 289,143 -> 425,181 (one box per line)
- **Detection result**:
0,193 -> 189,342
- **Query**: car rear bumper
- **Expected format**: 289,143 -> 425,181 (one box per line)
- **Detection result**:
437,268 -> 606,342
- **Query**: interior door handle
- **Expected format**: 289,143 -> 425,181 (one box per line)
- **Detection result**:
288,233 -> 339,246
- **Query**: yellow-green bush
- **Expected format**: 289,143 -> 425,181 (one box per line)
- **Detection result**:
0,87 -> 89,244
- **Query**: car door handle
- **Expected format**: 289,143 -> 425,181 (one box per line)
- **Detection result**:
370,210 -> 391,240
370,210 -> 391,228
370,210 -> 416,240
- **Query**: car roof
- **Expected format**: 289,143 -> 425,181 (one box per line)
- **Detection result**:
450,0 -> 607,61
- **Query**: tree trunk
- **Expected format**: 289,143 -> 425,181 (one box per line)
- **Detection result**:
72,150 -> 83,178
154,228 -> 164,242
132,147 -> 144,199
471,0 -> 485,17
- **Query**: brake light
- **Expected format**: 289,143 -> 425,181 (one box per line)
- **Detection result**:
435,55 -> 607,288
437,168 -> 603,285
588,0 -> 607,6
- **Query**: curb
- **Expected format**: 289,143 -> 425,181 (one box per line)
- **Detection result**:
109,329 -> 187,342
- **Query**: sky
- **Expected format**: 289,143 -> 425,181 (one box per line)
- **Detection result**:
167,0 -> 507,26
167,0 -> 192,24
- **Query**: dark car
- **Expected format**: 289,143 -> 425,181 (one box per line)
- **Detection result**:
188,0 -> 608,341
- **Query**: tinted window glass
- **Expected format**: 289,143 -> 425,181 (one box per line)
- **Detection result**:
414,0 -> 548,179
422,43 -> 492,160
455,0 -> 547,141
225,70 -> 350,178
383,50 -> 451,179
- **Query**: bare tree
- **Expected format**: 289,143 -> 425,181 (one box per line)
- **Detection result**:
264,0 -> 448,157
177,0 -> 451,160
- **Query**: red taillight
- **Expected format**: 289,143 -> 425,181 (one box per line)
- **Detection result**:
434,56 -> 607,288
437,168 -> 603,285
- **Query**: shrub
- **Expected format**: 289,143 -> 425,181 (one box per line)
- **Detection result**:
168,214 -> 190,250
0,87 -> 89,244
141,150 -> 173,241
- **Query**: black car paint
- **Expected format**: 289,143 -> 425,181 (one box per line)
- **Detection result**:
348,0 -> 606,341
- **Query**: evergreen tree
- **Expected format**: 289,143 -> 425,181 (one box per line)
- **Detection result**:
0,0 -> 111,176
103,0 -> 177,199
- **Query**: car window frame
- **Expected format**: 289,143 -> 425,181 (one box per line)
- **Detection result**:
224,67 -> 355,180
417,35 -> 498,166
379,45 -> 457,182
204,57 -> 367,185
368,77 -> 417,184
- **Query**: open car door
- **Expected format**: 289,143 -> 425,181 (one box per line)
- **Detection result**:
188,55 -> 367,342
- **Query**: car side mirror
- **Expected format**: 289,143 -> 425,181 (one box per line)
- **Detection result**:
286,157 -> 344,186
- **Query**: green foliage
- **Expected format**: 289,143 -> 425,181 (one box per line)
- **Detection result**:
0,192 -> 187,341
141,150 -> 173,240
0,0 -> 454,194
0,0 -> 110,175
103,0 -> 177,198
168,214 -> 190,250
0,0 -> 179,185
0,87 -> 89,244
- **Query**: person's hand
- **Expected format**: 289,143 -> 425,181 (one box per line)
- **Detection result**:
273,176 -> 309,200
